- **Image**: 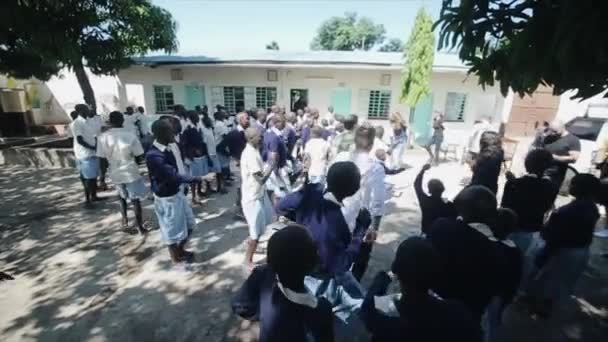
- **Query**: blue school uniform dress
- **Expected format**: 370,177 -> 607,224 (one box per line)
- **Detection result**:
527,198 -> 599,301
223,125 -> 247,161
263,127 -> 291,197
276,184 -> 368,320
71,116 -> 100,179
146,141 -> 196,245
181,125 -> 209,177
361,272 -> 482,342
232,264 -> 334,342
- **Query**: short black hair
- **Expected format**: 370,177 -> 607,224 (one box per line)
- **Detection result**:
354,123 -> 375,151
75,104 -> 89,115
109,111 -> 124,127
392,237 -> 441,291
326,161 -> 360,199
187,110 -> 199,124
70,111 -> 78,120
151,118 -> 173,139
569,173 -> 600,199
454,185 -> 497,223
267,225 -> 318,279
525,149 -> 553,175
494,207 -> 518,240
126,106 -> 133,112
158,115 -> 181,135
343,114 -> 358,130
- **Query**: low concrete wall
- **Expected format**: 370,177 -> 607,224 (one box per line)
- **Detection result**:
0,136 -> 76,168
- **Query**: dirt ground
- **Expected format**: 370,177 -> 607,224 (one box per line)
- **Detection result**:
1,150 -> 607,342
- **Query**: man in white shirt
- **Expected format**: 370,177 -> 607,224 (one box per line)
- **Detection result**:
333,122 -> 387,280
71,104 -> 100,208
304,125 -> 330,185
240,127 -> 273,268
97,111 -> 148,235
466,116 -> 495,164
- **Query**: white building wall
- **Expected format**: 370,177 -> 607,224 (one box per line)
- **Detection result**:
118,65 -> 504,133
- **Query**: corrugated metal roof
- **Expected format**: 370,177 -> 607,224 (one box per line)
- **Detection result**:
132,50 -> 466,69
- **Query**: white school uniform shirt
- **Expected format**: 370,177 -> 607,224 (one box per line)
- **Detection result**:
467,121 -> 495,153
201,126 -> 217,156
89,115 -> 103,136
334,150 -> 387,231
370,137 -> 389,158
123,113 -> 143,136
71,116 -> 97,159
96,127 -> 144,184
214,120 -> 228,141
240,144 -> 267,204
304,138 -> 330,177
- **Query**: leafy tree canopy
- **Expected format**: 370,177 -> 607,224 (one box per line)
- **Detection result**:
311,12 -> 386,51
400,8 -> 435,107
266,41 -> 280,50
379,38 -> 404,52
436,0 -> 608,99
0,0 -> 177,109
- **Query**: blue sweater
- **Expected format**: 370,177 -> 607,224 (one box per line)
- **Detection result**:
145,145 -> 193,197
231,265 -> 334,342
276,184 -> 369,275
263,130 -> 288,169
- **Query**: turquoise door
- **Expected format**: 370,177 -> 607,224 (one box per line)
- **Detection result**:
409,94 -> 434,145
185,85 -> 205,110
330,88 -> 352,115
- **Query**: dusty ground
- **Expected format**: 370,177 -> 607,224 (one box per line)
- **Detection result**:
0,150 -> 607,342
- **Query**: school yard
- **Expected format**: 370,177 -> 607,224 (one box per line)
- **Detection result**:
1,149 -> 607,342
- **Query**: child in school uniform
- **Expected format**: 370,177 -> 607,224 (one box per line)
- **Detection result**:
263,114 -> 291,202
524,173 -> 601,317
96,111 -> 148,235
276,161 -> 367,321
213,111 -> 234,183
181,111 -> 209,204
146,119 -> 201,266
361,237 -> 482,342
71,104 -> 101,208
414,164 -> 457,235
426,186 -> 511,324
200,114 -> 228,194
232,225 -> 334,342
303,125 -> 330,185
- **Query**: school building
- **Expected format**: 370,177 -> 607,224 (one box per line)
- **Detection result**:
117,50 -> 508,143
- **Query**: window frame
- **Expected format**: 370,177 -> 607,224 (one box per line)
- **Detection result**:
153,85 -> 175,113
223,86 -> 246,114
367,89 -> 392,119
444,92 -> 467,122
255,87 -> 277,109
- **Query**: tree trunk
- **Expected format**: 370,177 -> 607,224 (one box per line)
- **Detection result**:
73,60 -> 97,113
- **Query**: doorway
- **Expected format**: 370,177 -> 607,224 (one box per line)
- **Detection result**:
290,89 -> 308,111
330,88 -> 352,116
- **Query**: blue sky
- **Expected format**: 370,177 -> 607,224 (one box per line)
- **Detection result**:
152,0 -> 442,55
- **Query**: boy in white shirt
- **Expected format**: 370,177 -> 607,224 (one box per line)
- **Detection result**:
240,127 -> 273,269
303,125 -> 330,185
71,104 -> 100,208
97,111 -> 148,235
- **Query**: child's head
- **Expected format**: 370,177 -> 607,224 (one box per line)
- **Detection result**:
392,237 -> 441,294
569,173 -> 600,200
354,123 -> 376,152
375,125 -> 384,139
525,149 -> 553,175
343,114 -> 358,130
268,225 -> 318,285
311,125 -> 323,139
70,110 -> 78,121
327,161 -> 361,200
493,208 -> 518,240
152,118 -> 176,145
375,149 -> 387,162
187,110 -> 199,125
427,179 -> 445,197
321,119 -> 329,127
454,185 -> 497,224
108,111 -> 124,128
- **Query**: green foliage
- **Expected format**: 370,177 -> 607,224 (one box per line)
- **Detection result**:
379,38 -> 404,52
266,41 -> 280,50
311,12 -> 386,51
436,0 -> 608,99
400,8 -> 435,107
0,0 -> 177,108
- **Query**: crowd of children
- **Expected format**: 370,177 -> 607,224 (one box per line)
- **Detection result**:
67,102 -> 606,341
